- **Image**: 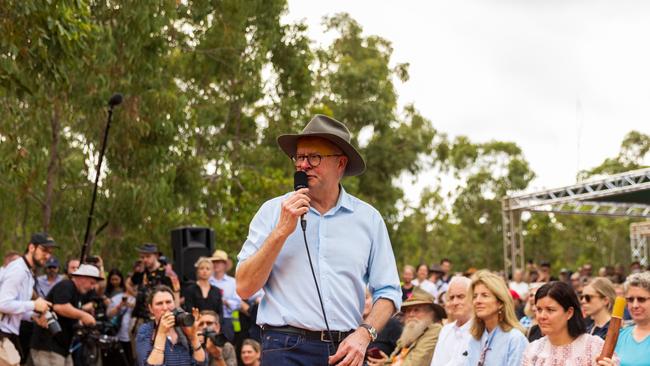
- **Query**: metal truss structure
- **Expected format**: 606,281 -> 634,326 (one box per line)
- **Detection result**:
630,221 -> 650,267
502,168 -> 650,276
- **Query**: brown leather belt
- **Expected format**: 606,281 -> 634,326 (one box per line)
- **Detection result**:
262,325 -> 353,343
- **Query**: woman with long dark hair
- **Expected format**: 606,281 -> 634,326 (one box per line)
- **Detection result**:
104,268 -> 135,366
521,281 -> 618,366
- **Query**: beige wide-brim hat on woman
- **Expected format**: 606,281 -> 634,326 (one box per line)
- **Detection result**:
277,115 -> 366,176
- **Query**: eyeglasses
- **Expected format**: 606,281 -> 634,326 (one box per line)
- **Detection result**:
625,296 -> 650,304
292,153 -> 344,167
580,294 -> 602,303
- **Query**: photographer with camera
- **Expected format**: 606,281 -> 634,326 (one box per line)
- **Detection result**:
196,310 -> 236,366
30,264 -> 101,366
135,285 -> 205,366
0,233 -> 55,364
129,244 -> 174,322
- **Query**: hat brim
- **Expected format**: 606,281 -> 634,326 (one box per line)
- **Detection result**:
71,273 -> 104,281
401,301 -> 447,320
277,133 -> 366,177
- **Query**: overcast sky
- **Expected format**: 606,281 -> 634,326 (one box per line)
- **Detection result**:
284,0 -> 650,204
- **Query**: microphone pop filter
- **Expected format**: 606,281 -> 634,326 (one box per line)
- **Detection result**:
294,171 -> 308,191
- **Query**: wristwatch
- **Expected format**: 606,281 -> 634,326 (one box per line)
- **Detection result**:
359,323 -> 377,342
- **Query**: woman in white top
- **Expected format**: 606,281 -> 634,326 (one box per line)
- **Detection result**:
521,281 -> 618,366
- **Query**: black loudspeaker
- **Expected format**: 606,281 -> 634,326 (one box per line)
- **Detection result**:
171,227 -> 214,283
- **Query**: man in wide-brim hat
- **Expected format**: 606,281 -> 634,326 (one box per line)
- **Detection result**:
236,115 -> 402,366
370,287 -> 445,366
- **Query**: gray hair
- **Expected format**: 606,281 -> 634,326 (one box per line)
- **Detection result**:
449,275 -> 471,290
624,271 -> 650,293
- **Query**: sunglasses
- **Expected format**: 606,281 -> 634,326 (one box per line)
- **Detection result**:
579,294 -> 601,302
625,296 -> 650,304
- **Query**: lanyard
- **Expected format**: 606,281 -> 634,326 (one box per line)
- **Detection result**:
478,327 -> 498,366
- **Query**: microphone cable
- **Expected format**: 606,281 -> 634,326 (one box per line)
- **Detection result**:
301,218 -> 335,354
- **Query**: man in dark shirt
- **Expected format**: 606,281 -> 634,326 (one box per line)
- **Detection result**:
130,243 -> 173,320
30,264 -> 102,366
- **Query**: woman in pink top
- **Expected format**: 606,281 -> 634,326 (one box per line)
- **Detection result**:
521,281 -> 618,366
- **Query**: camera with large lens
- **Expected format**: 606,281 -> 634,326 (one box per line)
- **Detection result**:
44,310 -> 62,335
171,308 -> 194,327
202,328 -> 228,347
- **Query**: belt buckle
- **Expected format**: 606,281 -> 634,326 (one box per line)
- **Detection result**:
320,331 -> 333,343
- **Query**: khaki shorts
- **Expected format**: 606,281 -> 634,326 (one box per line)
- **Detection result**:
29,350 -> 72,366
0,337 -> 20,366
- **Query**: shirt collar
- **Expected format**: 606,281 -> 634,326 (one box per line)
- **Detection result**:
327,185 -> 354,215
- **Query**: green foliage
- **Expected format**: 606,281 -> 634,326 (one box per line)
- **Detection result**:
0,2 -> 644,277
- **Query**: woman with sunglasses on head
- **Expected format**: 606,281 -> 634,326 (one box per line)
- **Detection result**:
522,281 -> 619,365
464,270 -> 528,366
581,277 -> 616,340
615,271 -> 650,366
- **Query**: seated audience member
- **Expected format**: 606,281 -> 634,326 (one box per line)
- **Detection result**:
521,281 -> 618,366
520,282 -> 544,341
367,288 -> 445,366
196,310 -> 236,366
429,264 -> 449,301
182,257 -> 224,320
239,339 -> 261,366
615,271 -> 650,366
581,277 -> 616,339
430,276 -> 472,366
401,265 -> 416,301
412,264 -> 437,298
135,285 -> 205,366
509,269 -> 529,299
464,270 -> 528,366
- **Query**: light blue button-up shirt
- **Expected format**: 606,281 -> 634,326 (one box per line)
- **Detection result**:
208,274 -> 241,318
237,186 -> 401,331
464,325 -> 528,366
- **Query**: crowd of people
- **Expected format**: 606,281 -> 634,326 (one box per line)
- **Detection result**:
1,115 -> 649,366
0,235 -> 262,366
1,234 -> 649,366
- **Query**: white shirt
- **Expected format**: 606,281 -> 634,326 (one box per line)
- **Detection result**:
0,258 -> 36,334
430,319 -> 472,366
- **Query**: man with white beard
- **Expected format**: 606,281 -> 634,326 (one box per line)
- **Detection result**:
368,288 -> 445,366
430,276 -> 473,366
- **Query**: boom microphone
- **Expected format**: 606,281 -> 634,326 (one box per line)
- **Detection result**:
293,171 -> 308,231
108,93 -> 123,108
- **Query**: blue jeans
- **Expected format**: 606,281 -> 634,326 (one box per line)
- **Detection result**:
261,330 -> 336,366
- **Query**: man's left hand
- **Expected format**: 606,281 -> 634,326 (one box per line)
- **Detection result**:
328,329 -> 370,366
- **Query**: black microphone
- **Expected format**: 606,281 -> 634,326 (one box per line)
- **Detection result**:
293,171 -> 308,231
108,93 -> 123,108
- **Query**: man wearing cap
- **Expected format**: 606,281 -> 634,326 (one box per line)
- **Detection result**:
368,288 -> 444,366
30,264 -> 101,366
237,115 -> 402,366
428,264 -> 448,303
208,249 -> 241,342
0,233 -> 55,363
130,243 -> 174,320
36,257 -> 64,297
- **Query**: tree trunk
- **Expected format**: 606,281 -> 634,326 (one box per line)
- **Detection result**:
42,101 -> 61,232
